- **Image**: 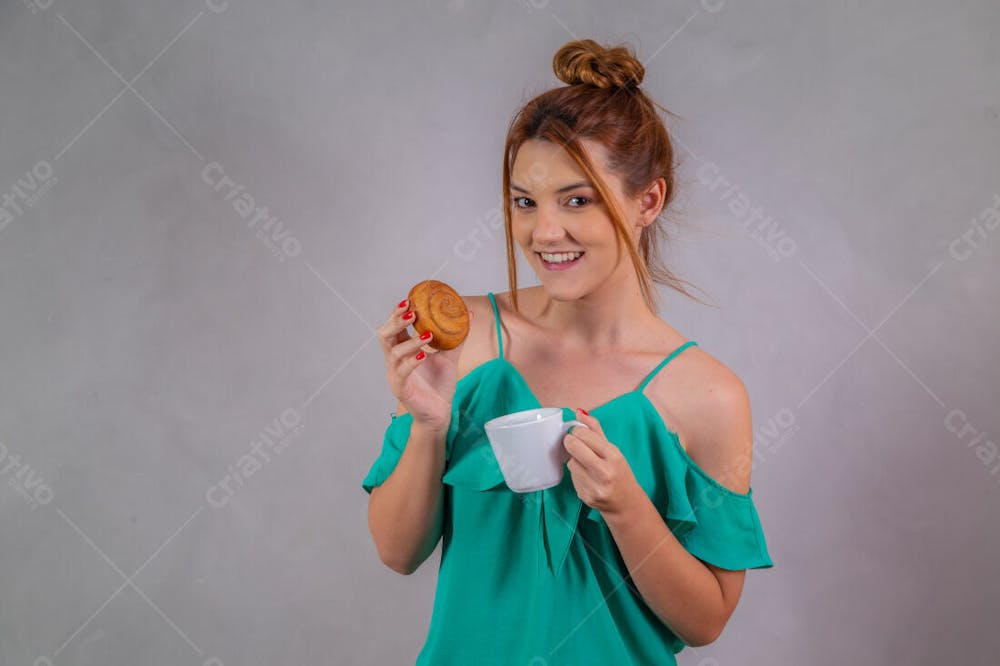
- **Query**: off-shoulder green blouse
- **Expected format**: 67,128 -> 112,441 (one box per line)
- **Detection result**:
362,292 -> 773,665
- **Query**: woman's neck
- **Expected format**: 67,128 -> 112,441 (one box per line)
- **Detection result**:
525,279 -> 659,352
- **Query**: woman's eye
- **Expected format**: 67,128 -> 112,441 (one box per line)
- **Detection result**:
511,195 -> 591,209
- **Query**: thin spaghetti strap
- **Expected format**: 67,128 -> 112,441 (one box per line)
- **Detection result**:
487,292 -> 504,360
638,340 -> 698,391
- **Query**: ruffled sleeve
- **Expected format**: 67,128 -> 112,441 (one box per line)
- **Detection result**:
362,361 -> 524,495
361,411 -> 413,494
360,389 -> 510,495
585,465 -> 773,570
583,409 -> 774,571
671,477 -> 773,571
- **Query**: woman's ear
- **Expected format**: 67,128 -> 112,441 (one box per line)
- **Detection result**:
639,177 -> 666,222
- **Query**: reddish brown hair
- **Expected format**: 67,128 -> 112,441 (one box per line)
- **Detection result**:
501,38 -> 709,313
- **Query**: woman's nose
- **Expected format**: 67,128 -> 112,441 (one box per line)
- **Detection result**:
532,209 -> 567,242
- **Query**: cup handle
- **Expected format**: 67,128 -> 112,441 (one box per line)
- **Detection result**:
558,420 -> 590,464
562,420 -> 590,436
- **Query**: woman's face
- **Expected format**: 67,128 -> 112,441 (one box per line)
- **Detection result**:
509,138 -> 646,298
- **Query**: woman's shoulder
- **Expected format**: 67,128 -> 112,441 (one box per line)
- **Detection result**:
454,293 -> 502,381
645,339 -> 754,495
452,287 -> 554,381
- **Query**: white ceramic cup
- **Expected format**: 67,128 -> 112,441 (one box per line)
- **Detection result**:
483,407 -> 590,493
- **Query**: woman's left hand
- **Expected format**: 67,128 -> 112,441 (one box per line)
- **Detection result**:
563,408 -> 643,517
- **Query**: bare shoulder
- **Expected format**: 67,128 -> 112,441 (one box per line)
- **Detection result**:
454,293 -> 500,381
647,344 -> 753,495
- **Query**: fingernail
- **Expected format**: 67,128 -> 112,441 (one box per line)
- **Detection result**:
415,351 -> 426,360
403,311 -> 414,320
419,330 -> 432,340
579,408 -> 589,416
398,299 -> 408,309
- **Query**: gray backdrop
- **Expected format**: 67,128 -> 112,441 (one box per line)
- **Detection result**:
1,1 -> 998,664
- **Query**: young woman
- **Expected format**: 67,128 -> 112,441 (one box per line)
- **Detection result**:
364,38 -> 773,665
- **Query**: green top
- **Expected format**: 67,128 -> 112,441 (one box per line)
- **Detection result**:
362,292 -> 773,665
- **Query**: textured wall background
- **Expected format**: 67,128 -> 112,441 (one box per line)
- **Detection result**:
1,1 -> 998,664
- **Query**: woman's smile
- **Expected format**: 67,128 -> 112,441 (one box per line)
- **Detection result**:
537,250 -> 585,271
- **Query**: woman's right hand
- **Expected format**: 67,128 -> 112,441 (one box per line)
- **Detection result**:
378,297 -> 473,433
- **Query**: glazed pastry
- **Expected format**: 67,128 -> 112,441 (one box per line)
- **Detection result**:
407,280 -> 470,350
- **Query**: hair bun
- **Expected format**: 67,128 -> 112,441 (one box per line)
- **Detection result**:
552,39 -> 644,90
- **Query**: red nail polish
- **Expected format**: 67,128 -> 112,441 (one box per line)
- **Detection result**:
579,408 -> 589,416
398,299 -> 408,309
419,330 -> 431,340
403,311 -> 414,320
415,351 -> 426,360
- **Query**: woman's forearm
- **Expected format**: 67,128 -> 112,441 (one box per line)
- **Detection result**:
601,488 -> 726,647
367,421 -> 447,574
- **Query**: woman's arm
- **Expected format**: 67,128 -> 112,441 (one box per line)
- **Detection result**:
601,489 -> 737,646
367,410 -> 448,575
599,373 -> 754,646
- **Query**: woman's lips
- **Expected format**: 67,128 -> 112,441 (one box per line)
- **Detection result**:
538,252 -> 584,271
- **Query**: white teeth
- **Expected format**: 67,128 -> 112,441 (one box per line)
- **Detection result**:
540,251 -> 583,263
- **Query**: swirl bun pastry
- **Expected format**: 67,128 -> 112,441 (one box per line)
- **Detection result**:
407,279 -> 470,351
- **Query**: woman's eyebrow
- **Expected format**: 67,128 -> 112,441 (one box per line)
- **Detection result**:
510,181 -> 592,194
